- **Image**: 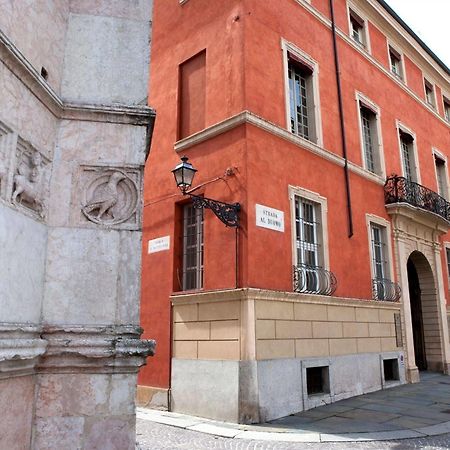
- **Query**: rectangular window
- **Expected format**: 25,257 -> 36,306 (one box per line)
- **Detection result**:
435,155 -> 448,199
182,203 -> 204,290
349,9 -> 366,48
360,106 -> 376,173
443,97 -> 450,122
287,53 -> 321,143
399,130 -> 416,182
178,50 -> 206,139
371,224 -> 387,281
446,247 -> 450,279
294,196 -> 322,292
424,79 -> 435,108
389,46 -> 403,79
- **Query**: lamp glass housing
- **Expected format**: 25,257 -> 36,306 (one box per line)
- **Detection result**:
172,156 -> 197,193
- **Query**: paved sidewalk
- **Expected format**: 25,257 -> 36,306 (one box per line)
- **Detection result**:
137,372 -> 450,444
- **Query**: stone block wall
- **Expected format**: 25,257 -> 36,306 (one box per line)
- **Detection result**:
172,289 -> 401,361
170,288 -> 405,423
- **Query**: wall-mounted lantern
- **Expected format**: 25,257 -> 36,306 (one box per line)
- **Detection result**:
172,156 -> 240,227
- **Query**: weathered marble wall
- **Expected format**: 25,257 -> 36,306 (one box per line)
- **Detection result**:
0,1 -> 155,448
61,0 -> 152,104
0,0 -> 70,93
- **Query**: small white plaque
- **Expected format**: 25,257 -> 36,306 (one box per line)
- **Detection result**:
255,204 -> 285,232
148,236 -> 170,254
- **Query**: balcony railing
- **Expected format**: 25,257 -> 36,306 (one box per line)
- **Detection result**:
384,175 -> 450,222
372,278 -> 401,302
293,264 -> 337,296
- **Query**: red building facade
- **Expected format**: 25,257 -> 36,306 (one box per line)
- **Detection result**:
139,0 -> 450,422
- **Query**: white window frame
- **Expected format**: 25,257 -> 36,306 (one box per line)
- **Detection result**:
423,77 -> 437,109
432,148 -> 449,200
356,92 -> 385,177
387,42 -> 406,83
281,38 -> 323,147
396,120 -> 420,184
347,3 -> 371,53
366,214 -> 394,283
289,185 -> 329,271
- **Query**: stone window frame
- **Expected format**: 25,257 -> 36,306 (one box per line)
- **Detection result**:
423,77 -> 437,110
387,41 -> 406,83
432,148 -> 449,200
281,38 -> 323,147
396,120 -> 421,184
347,2 -> 371,53
301,358 -> 334,410
356,91 -> 385,178
380,352 -> 403,388
366,214 -> 395,284
288,185 -> 329,272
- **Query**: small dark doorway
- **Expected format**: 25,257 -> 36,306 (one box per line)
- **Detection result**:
407,258 -> 427,370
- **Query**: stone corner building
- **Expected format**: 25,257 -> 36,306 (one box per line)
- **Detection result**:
0,1 -> 155,448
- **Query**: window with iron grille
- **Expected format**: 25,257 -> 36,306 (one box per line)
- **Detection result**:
446,247 -> 450,279
370,224 -> 391,300
435,155 -> 448,199
399,131 -> 416,181
288,60 -> 312,140
444,98 -> 450,122
424,79 -> 435,108
389,46 -> 403,79
360,105 -> 378,174
349,10 -> 366,48
182,203 -> 204,290
294,196 -> 321,291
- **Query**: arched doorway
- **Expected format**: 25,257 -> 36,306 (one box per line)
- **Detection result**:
407,251 -> 443,372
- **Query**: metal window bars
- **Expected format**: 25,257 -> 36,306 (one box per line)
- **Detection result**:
293,264 -> 337,296
372,278 -> 401,302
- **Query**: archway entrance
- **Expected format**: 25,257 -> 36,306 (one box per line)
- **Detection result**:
407,252 -> 443,372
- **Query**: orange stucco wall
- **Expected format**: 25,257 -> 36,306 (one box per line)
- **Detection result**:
140,0 -> 450,389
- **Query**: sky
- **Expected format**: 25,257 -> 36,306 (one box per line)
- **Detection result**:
383,0 -> 450,68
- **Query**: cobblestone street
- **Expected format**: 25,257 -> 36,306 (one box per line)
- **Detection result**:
136,420 -> 450,449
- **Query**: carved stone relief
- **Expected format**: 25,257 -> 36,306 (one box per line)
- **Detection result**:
11,138 -> 50,219
76,165 -> 141,229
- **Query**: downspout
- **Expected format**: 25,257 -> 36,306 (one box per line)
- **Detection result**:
329,0 -> 354,238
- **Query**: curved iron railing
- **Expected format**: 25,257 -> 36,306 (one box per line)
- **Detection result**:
372,278 -> 401,302
384,176 -> 450,222
293,264 -> 337,296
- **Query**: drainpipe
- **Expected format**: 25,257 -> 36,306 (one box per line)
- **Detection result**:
329,0 -> 354,238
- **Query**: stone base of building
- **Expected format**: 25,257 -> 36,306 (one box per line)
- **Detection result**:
136,385 -> 169,410
171,352 -> 406,424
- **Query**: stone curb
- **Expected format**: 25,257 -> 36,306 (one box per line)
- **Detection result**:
136,408 -> 450,443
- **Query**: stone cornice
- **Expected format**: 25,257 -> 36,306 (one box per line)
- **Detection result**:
0,323 -> 155,376
175,111 -> 385,186
0,29 -> 155,126
170,287 -> 402,310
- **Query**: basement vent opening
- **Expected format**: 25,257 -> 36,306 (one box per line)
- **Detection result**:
40,67 -> 48,80
383,358 -> 399,382
306,366 -> 330,396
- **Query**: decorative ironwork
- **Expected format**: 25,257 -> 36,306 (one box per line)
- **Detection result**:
190,194 -> 240,228
384,175 -> 450,222
293,264 -> 337,296
372,278 -> 401,302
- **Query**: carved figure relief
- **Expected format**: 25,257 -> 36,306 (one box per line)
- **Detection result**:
12,140 -> 49,218
80,167 -> 140,227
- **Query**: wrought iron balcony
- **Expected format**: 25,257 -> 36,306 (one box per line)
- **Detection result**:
293,264 -> 337,296
384,176 -> 450,222
372,278 -> 401,302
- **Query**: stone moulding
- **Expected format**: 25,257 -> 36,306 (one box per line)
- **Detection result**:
38,325 -> 156,374
0,323 -> 155,377
0,29 -> 155,126
0,324 -> 47,378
